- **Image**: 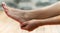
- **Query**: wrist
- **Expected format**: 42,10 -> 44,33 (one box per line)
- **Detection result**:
35,20 -> 46,26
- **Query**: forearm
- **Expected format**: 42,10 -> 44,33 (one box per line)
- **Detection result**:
39,15 -> 60,25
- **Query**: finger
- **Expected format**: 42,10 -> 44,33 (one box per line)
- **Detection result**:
21,22 -> 27,27
22,24 -> 36,31
21,23 -> 30,30
21,26 -> 32,31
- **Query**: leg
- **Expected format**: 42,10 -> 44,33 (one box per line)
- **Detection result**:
2,2 -> 27,24
25,1 -> 60,19
2,2 -> 60,23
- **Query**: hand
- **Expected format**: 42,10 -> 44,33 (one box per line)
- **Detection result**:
21,20 -> 44,31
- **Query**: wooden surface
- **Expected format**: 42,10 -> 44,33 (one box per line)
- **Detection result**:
0,11 -> 60,33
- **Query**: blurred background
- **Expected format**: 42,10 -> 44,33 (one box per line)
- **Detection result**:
0,0 -> 60,10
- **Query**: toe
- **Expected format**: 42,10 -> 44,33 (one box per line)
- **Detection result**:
2,2 -> 24,24
2,2 -> 8,12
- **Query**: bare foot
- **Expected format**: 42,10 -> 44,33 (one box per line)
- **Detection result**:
2,2 -> 27,24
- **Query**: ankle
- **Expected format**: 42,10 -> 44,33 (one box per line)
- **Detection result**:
23,10 -> 35,20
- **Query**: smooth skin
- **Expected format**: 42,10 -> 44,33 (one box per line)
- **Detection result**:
21,15 -> 60,31
2,1 -> 60,31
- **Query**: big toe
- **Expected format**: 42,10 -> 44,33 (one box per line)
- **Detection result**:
2,2 -> 8,12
